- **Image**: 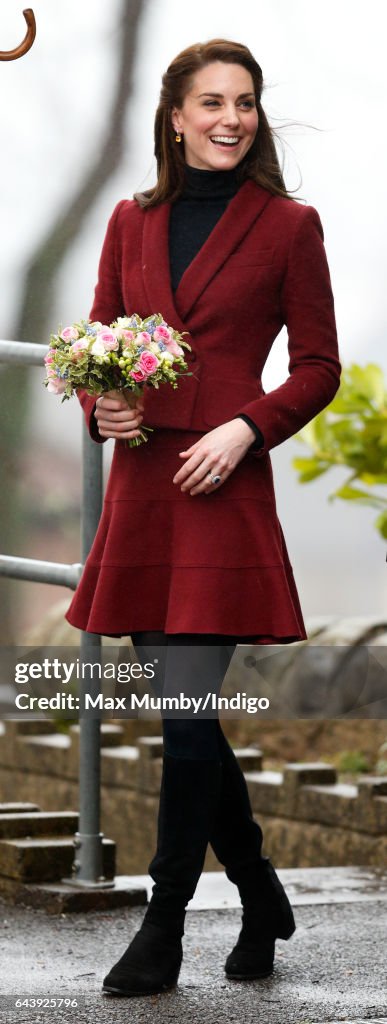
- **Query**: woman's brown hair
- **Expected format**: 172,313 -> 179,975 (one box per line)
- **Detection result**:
134,38 -> 293,208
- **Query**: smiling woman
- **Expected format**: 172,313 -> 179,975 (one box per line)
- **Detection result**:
171,62 -> 259,170
65,37 -> 341,1000
135,37 -> 290,208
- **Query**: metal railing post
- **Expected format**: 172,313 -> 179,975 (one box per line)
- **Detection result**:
72,424 -> 108,885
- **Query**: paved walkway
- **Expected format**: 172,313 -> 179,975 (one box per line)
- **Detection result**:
1,868 -> 386,1024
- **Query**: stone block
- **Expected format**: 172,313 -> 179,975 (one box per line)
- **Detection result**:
0,803 -> 40,814
16,733 -> 72,778
357,776 -> 387,834
0,811 -> 78,839
0,836 -> 115,883
70,722 -> 125,748
247,771 -> 283,815
357,775 -> 387,797
374,797 -> 387,834
258,814 -> 387,868
283,763 -> 337,814
136,736 -> 163,794
101,745 -> 138,788
0,875 -> 148,914
235,747 -> 263,772
3,720 -> 57,736
284,763 -> 338,787
101,785 -> 157,875
137,736 -> 164,758
297,783 -> 358,828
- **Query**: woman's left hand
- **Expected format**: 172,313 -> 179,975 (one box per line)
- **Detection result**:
172,419 -> 256,495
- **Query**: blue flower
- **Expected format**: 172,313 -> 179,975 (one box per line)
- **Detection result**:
85,326 -> 97,336
145,319 -> 157,334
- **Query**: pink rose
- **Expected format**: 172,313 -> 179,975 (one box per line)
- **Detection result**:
47,377 -> 67,395
44,350 -> 55,364
130,369 -> 147,382
166,338 -> 184,358
61,326 -> 79,342
153,326 -> 171,343
139,351 -> 159,376
120,329 -> 135,343
136,331 -> 152,347
71,338 -> 89,359
71,338 -> 89,351
99,330 -> 119,351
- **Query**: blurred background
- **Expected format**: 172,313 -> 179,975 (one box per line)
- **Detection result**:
1,0 -> 387,643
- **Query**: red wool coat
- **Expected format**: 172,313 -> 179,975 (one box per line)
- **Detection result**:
66,180 -> 341,640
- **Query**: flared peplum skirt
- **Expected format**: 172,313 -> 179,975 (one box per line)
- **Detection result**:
65,429 -> 307,642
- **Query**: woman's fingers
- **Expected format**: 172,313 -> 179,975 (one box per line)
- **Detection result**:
94,394 -> 144,439
173,449 -> 208,487
96,397 -> 143,415
173,448 -> 226,494
97,426 -> 142,439
95,406 -> 142,424
189,468 -> 224,495
179,456 -> 218,492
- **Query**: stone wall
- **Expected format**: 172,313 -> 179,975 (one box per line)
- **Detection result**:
0,720 -> 386,873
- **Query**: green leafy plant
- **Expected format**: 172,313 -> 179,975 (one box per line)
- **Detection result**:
335,749 -> 371,774
292,363 -> 387,538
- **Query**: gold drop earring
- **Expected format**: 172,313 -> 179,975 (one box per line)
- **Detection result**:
175,132 -> 182,143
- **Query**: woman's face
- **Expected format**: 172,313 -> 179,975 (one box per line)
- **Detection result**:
171,61 -> 259,172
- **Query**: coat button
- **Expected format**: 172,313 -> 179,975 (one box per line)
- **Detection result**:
188,351 -> 197,362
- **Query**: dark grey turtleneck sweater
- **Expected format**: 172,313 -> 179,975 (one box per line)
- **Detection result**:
169,164 -> 264,454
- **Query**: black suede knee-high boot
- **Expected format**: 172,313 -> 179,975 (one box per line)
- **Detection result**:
209,722 -> 264,876
143,751 -> 222,932
209,723 -> 295,980
103,750 -> 222,996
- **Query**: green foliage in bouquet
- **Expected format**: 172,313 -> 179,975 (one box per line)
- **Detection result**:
292,363 -> 387,539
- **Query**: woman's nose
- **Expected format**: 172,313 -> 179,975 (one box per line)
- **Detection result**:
221,106 -> 240,127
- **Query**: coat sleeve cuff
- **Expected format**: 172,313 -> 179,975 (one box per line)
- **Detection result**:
233,415 -> 265,454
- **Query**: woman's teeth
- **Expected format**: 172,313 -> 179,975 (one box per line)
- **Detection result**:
210,136 -> 240,146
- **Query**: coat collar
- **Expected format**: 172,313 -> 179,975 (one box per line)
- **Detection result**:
141,180 -> 273,327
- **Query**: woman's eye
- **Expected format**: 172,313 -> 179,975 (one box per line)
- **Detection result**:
202,99 -> 255,109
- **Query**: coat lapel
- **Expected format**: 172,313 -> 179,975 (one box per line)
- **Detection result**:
142,202 -> 187,332
141,180 -> 273,328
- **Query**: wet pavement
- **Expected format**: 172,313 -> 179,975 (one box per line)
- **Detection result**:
1,868 -> 386,1024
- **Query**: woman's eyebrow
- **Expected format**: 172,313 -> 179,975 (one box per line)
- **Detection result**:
196,91 -> 255,99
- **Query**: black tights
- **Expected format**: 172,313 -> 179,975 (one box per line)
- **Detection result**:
131,631 -> 240,760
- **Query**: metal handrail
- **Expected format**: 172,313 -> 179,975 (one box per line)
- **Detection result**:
0,554 -> 82,589
0,340 -> 48,363
0,339 -> 106,886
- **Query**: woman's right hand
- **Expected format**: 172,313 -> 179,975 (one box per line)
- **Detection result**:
94,390 -> 145,440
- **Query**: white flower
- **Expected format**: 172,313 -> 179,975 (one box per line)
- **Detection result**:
91,339 -> 105,357
115,316 -> 132,329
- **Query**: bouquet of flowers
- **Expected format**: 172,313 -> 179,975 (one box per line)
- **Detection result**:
44,313 -> 191,446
